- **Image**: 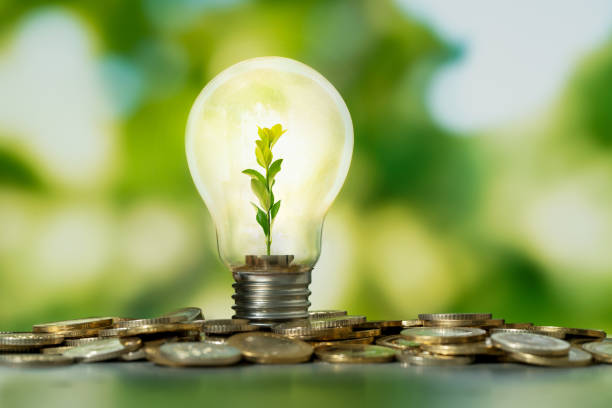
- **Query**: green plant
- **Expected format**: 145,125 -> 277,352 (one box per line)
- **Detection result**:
242,124 -> 287,255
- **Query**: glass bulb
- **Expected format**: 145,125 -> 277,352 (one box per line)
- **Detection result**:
185,57 -> 353,322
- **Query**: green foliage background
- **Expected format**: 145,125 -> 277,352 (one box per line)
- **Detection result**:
1,0 -> 611,332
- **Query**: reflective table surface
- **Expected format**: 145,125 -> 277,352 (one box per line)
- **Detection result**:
1,362 -> 611,408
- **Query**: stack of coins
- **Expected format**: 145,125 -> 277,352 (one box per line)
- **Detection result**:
0,309 -> 610,368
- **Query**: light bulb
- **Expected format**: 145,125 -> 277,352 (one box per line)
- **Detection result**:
186,57 -> 353,323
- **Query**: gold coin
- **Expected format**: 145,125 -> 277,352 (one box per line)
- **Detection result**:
347,328 -> 381,339
502,323 -> 533,329
100,322 -> 203,337
376,335 -> 420,350
227,332 -> 313,364
115,314 -> 204,329
397,350 -> 474,366
582,340 -> 612,363
158,342 -> 242,367
33,317 -> 114,333
272,321 -> 353,340
508,347 -> 592,367
400,327 -> 487,345
201,319 -> 258,335
314,344 -> 396,364
421,341 -> 494,356
0,354 -> 74,367
63,337 -> 142,363
491,332 -> 570,357
308,310 -> 348,319
564,328 -> 606,339
0,332 -> 64,348
308,315 -> 367,329
57,328 -> 102,338
532,326 -> 569,338
418,313 -> 492,321
309,337 -> 375,348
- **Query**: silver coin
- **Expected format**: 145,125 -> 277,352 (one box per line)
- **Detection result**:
308,315 -> 366,329
63,337 -> 141,363
400,327 -> 487,344
120,349 -> 146,361
308,310 -> 348,319
201,319 -> 258,334
491,332 -> 570,357
583,340 -> 612,363
418,313 -> 492,321
159,342 -> 242,366
161,307 -> 204,322
0,332 -> 63,347
0,354 -> 74,367
398,351 -> 474,366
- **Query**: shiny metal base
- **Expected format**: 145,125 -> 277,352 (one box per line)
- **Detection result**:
231,267 -> 312,325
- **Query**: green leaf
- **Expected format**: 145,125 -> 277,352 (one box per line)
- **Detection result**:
251,178 -> 270,210
242,169 -> 266,186
255,146 -> 266,168
269,124 -> 285,147
257,127 -> 270,145
268,159 -> 282,181
263,145 -> 273,167
271,200 -> 281,220
256,208 -> 269,236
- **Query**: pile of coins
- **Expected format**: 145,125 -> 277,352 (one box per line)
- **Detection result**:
1,310 -> 610,367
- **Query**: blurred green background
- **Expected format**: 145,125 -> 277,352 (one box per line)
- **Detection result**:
1,0 -> 612,332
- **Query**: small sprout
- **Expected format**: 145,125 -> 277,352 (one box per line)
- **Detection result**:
242,124 -> 286,255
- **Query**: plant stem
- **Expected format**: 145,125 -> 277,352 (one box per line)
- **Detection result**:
265,165 -> 272,255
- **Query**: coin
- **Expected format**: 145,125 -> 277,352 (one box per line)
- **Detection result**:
491,332 -> 570,357
421,341 -> 493,356
376,335 -> 420,350
201,335 -> 228,345
418,313 -> 493,321
65,337 -> 100,346
100,322 -> 202,337
314,344 -> 396,364
64,337 -> 142,363
502,323 -> 533,329
532,326 -> 569,338
201,319 -> 258,335
115,313 -> 200,329
582,340 -> 612,363
33,317 -> 114,333
0,354 -> 74,367
508,346 -> 592,367
309,337 -> 375,348
538,326 -> 607,339
158,342 -> 242,367
490,328 -> 534,335
227,332 -> 313,364
0,332 -> 64,349
120,349 -> 146,361
308,315 -> 367,329
348,328 -> 381,339
308,310 -> 348,319
400,319 -> 423,328
57,328 -> 103,338
41,346 -> 75,355
354,321 -> 403,329
272,322 -> 353,341
161,307 -> 204,322
400,327 -> 487,344
397,350 -> 474,366
423,319 -> 504,328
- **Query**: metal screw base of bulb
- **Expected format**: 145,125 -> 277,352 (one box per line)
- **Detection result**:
231,256 -> 312,325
